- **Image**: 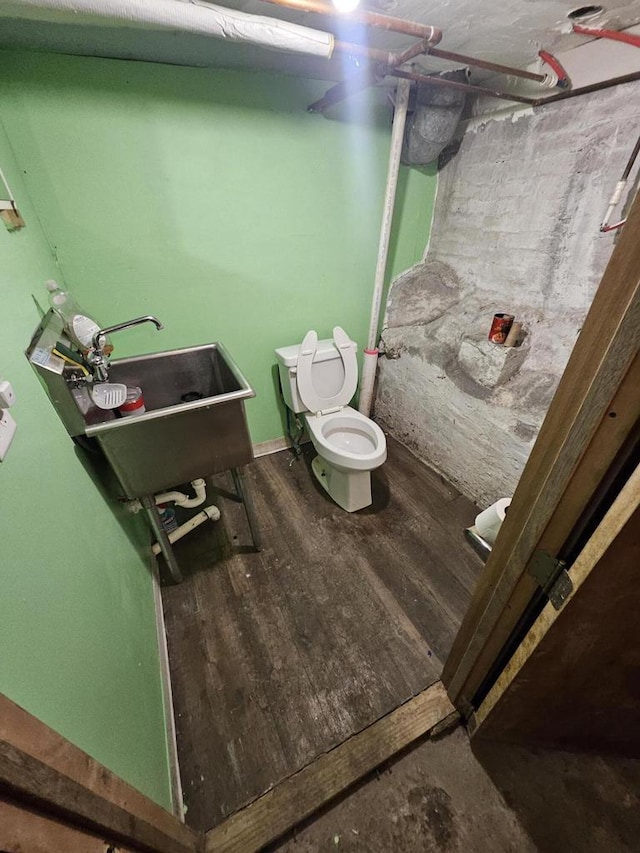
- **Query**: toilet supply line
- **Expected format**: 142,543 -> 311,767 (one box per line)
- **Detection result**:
152,505 -> 221,555
359,77 -> 411,418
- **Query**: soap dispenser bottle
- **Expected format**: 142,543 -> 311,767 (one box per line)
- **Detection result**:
45,280 -> 112,355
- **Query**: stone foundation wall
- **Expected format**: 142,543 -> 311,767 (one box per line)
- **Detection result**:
376,82 -> 640,506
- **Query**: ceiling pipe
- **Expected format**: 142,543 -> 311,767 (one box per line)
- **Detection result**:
2,0 -> 338,57
573,23 -> 640,48
332,37 -> 431,66
427,46 -> 546,83
309,64 -> 538,113
390,69 -> 538,105
260,0 -> 550,85
532,70 -> 640,106
261,0 -> 442,42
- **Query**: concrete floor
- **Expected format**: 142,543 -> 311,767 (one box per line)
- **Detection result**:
272,726 -> 640,853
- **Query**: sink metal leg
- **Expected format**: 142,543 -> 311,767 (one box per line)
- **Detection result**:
141,494 -> 183,584
231,467 -> 262,552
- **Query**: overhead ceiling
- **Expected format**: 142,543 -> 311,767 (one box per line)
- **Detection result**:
1,0 -> 640,83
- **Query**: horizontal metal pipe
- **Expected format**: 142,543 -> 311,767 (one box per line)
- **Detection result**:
427,46 -> 546,83
311,60 -> 639,117
261,0 -> 442,43
394,38 -> 432,66
391,69 -> 538,105
532,70 -> 640,105
260,0 -> 557,88
333,37 -> 431,67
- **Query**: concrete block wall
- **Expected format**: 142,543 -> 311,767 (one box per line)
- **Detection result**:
376,81 -> 640,507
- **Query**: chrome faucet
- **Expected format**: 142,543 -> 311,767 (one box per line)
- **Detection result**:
88,315 -> 164,381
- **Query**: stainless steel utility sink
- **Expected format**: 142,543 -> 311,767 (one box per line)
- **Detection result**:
85,343 -> 255,498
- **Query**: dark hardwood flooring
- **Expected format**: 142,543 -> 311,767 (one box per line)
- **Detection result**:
161,435 -> 483,832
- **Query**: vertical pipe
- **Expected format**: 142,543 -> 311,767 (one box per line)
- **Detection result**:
359,77 -> 411,417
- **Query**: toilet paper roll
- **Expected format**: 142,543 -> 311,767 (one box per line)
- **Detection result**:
474,498 -> 512,546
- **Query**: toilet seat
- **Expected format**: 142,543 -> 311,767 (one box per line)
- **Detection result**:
296,327 -> 358,414
305,406 -> 387,472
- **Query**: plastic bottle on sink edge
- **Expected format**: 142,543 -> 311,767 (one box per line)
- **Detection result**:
45,280 -> 113,355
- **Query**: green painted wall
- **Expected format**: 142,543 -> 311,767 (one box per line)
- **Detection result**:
1,50 -> 436,444
0,118 -> 173,809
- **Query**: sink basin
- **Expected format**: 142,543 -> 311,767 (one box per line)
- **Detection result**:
85,343 -> 255,498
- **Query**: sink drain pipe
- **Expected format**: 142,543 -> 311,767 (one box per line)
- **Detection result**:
155,477 -> 207,509
358,77 -> 411,418
152,505 -> 221,555
129,477 -> 209,511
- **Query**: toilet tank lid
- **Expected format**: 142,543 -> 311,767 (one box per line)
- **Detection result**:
275,336 -> 356,368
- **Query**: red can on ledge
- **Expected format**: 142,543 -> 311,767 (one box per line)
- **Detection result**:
488,313 -> 514,344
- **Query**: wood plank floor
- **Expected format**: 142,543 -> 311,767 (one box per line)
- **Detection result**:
161,435 -> 483,832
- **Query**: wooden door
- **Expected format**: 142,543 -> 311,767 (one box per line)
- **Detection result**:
442,190 -> 640,717
0,694 -> 199,853
470,461 -> 640,752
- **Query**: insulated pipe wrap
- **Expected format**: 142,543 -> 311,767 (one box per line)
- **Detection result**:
2,0 -> 335,57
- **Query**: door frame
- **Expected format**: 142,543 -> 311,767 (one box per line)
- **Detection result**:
442,189 -> 640,715
468,458 -> 640,738
0,693 -> 200,853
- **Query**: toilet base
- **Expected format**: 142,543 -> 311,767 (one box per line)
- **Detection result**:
311,455 -> 372,512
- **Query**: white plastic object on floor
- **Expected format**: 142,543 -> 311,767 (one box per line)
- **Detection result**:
90,382 -> 127,410
152,504 -> 221,555
475,498 -> 512,545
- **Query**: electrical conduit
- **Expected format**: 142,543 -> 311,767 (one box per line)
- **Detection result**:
358,77 -> 411,418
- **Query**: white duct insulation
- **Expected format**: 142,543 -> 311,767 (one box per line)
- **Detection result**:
358,77 -> 412,418
152,504 -> 221,555
1,0 -> 335,58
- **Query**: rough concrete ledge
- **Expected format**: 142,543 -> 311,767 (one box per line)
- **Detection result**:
457,338 -> 527,389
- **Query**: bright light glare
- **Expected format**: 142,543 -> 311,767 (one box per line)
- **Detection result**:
332,0 -> 361,12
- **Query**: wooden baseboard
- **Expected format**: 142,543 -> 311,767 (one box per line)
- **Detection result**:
204,681 -> 454,853
152,559 -> 185,820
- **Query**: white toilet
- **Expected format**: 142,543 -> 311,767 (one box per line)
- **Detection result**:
275,327 -> 387,512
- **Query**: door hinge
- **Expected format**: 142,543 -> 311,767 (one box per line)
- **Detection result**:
527,550 -> 573,610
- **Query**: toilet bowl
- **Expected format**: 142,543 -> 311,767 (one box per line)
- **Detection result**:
275,327 -> 387,512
